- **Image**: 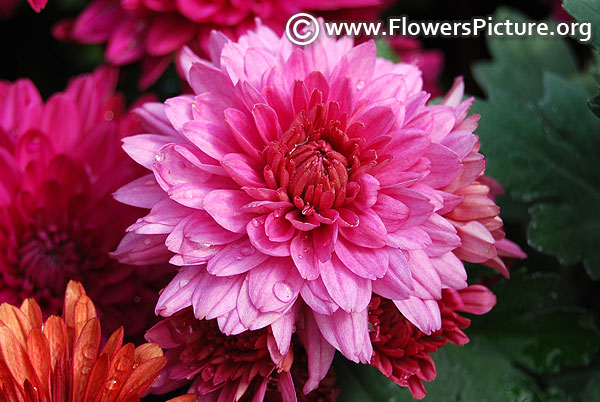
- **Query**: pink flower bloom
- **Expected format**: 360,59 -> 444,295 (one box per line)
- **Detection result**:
370,284 -> 496,399
53,0 -> 383,89
115,22 -> 514,392
0,67 -> 173,339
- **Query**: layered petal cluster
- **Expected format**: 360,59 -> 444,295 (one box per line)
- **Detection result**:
0,68 -> 173,339
53,0 -> 383,89
115,22 -> 517,391
0,280 -> 168,401
389,37 -> 444,97
370,285 -> 496,399
146,307 -> 296,400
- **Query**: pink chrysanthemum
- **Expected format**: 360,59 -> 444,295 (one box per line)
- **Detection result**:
115,22 -> 516,392
370,285 -> 496,399
0,68 -> 173,339
53,0 -> 382,89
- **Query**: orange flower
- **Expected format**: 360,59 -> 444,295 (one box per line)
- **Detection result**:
0,280 -> 169,402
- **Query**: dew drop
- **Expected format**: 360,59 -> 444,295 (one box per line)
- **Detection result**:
155,153 -> 163,162
252,219 -> 260,227
105,378 -> 119,391
297,254 -> 303,260
202,243 -> 212,248
273,281 -> 293,302
115,354 -> 133,372
239,246 -> 255,256
143,238 -> 152,245
82,344 -> 96,359
79,365 -> 92,374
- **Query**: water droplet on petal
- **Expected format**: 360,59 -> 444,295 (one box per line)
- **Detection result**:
252,219 -> 260,227
82,344 -> 96,359
115,354 -> 133,372
105,378 -> 119,390
273,281 -> 293,302
79,365 -> 92,374
239,246 -> 255,256
143,238 -> 152,245
297,254 -> 303,260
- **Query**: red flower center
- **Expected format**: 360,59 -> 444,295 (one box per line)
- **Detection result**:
263,101 -> 380,216
19,224 -> 81,292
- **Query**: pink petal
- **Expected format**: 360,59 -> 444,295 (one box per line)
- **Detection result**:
320,255 -> 371,313
353,174 -> 380,210
297,309 -> 335,394
248,258 -> 304,313
192,272 -> 244,320
312,223 -> 338,263
207,237 -> 269,276
221,153 -> 264,187
457,285 -> 496,315
270,305 -> 299,356
113,174 -> 166,209
155,267 -> 201,316
236,278 -> 281,331
408,250 -> 442,300
313,308 -> 372,363
372,248 -> 413,300
300,279 -> 339,315
145,14 -> 196,56
203,189 -> 255,233
334,237 -> 388,279
246,216 -> 291,257
339,208 -> 387,248
394,297 -> 441,335
290,232 -> 320,280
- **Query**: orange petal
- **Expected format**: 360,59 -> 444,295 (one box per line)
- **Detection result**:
0,325 -> 39,390
0,304 -> 33,348
166,395 -> 197,402
83,353 -> 109,402
74,296 -> 97,339
133,343 -> 163,364
72,318 -> 101,402
63,281 -> 87,328
115,356 -> 167,399
100,327 -> 124,361
26,328 -> 51,399
19,299 -> 43,330
98,343 -> 135,402
42,316 -> 68,372
0,360 -> 24,402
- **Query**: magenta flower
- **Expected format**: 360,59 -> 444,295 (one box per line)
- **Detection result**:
53,0 -> 383,89
115,23 -> 512,391
0,68 -> 173,339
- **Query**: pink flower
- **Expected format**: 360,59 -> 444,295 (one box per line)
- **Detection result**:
115,22 -> 513,392
370,285 -> 496,399
0,67 -> 173,339
53,0 -> 383,89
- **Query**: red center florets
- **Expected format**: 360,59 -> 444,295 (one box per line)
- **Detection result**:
263,101 -> 379,216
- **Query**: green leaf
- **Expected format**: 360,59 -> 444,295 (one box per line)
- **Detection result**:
470,269 -> 600,374
335,339 -> 546,402
375,39 -> 398,63
471,9 -> 600,278
587,90 -> 600,117
563,0 -> 600,50
473,8 -> 577,102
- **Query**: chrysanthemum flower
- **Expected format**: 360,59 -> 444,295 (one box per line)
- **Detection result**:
115,22 -> 515,391
0,68 -> 173,338
0,280 -> 169,401
53,0 -> 382,89
146,307 -> 296,400
369,285 -> 496,399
